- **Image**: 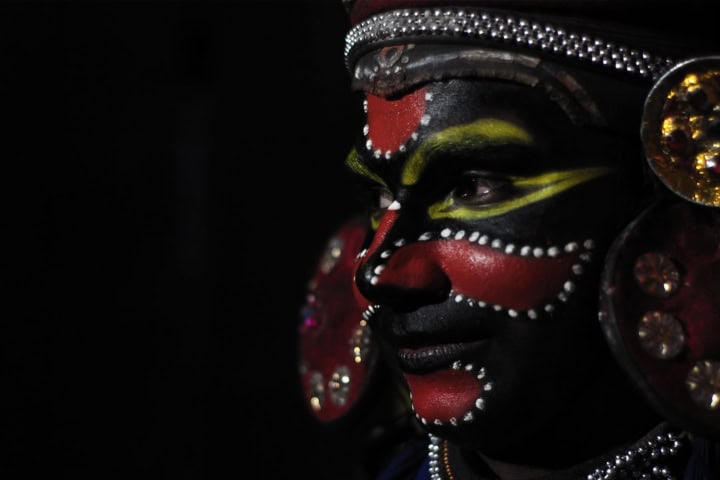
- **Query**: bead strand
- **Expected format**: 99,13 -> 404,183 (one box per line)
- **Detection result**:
346,8 -> 675,80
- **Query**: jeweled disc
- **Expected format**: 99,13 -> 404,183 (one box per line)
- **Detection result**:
642,56 -> 720,207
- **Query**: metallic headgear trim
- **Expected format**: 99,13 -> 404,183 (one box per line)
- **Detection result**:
345,7 -> 676,80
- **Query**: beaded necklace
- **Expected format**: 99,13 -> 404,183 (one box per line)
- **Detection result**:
427,426 -> 688,480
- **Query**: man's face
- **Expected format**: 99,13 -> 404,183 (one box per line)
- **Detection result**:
348,76 -> 643,451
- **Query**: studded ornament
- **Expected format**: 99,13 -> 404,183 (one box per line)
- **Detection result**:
642,56 -> 720,206
600,200 -> 720,438
298,216 -> 377,422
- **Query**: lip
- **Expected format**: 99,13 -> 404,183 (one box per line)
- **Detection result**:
397,339 -> 490,372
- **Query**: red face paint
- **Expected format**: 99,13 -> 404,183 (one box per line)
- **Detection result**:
356,237 -> 582,311
367,86 -> 426,154
405,369 -> 484,422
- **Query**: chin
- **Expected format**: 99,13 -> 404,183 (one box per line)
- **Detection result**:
404,360 -> 494,428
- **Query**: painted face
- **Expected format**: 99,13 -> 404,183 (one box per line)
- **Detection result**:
348,74 -> 647,453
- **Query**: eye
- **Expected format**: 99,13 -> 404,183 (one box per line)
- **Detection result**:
452,173 -> 514,207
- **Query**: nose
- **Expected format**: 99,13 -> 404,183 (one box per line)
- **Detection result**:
355,251 -> 451,312
353,210 -> 451,312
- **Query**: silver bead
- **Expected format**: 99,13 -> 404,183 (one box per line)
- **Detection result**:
345,7 -> 674,79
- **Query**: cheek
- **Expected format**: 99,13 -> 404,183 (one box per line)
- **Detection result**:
541,174 -> 639,241
376,238 -> 590,312
489,308 -> 607,395
434,241 -> 580,310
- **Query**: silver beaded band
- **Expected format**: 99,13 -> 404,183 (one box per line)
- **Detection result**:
345,8 -> 676,80
428,429 -> 685,480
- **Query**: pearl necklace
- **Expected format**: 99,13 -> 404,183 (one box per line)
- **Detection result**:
428,435 -> 453,480
427,429 -> 686,480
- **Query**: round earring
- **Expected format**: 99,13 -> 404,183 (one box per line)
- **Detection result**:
599,199 -> 720,439
641,56 -> 720,207
297,216 -> 377,423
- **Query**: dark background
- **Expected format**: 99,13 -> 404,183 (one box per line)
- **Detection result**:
2,1 -> 368,478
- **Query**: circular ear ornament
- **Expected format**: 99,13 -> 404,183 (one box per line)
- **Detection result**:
297,216 -> 377,423
599,199 -> 720,439
641,56 -> 720,206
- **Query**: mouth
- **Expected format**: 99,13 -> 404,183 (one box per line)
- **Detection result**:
362,301 -> 494,373
397,339 -> 490,372
362,303 -> 496,424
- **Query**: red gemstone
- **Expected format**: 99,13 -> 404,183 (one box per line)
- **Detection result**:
664,128 -> 689,153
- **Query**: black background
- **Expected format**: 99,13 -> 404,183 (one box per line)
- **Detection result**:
2,1 -> 368,478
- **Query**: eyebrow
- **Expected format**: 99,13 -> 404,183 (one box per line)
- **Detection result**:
345,149 -> 387,186
401,119 -> 533,186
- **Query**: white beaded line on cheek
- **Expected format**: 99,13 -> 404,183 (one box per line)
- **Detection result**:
411,360 -> 493,427
361,303 -> 379,322
363,91 -> 434,160
359,220 -> 594,296
434,228 -> 594,318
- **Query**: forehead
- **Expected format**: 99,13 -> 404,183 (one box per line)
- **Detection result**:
348,76 -> 640,191
352,44 -> 606,122
352,43 -> 613,166
363,79 -> 577,159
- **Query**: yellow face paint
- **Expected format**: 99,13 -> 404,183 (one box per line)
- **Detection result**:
401,119 -> 533,186
345,149 -> 387,187
345,149 -> 389,231
346,119 -> 607,224
428,166 -> 610,220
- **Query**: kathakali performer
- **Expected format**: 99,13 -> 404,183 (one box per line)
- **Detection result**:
298,1 -> 720,478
